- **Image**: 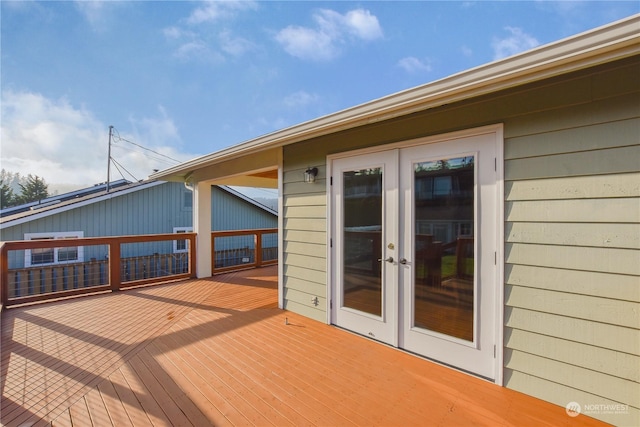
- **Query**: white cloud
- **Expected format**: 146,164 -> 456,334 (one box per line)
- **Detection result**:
283,91 -> 319,108
74,0 -> 125,32
275,8 -> 383,61
276,26 -> 336,61
219,30 -> 255,57
186,0 -> 258,25
1,91 -> 195,192
163,26 -> 189,40
492,27 -> 540,60
164,2 -> 258,63
343,9 -> 383,41
397,57 -> 433,74
172,40 -> 225,64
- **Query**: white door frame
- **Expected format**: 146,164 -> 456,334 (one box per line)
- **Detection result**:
326,124 -> 504,384
329,150 -> 399,346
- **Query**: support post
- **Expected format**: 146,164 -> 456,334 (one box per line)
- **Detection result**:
193,181 -> 212,278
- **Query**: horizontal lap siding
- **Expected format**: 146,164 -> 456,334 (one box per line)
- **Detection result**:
503,60 -> 640,426
279,56 -> 640,425
282,158 -> 328,322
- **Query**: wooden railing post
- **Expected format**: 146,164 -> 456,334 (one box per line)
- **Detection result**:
189,234 -> 197,278
0,243 -> 7,309
210,228 -> 277,275
255,231 -> 263,268
109,242 -> 121,292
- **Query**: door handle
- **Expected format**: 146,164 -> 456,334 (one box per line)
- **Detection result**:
377,256 -> 394,263
399,258 -> 408,265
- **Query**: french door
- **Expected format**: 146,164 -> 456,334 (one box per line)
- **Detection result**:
331,128 -> 500,380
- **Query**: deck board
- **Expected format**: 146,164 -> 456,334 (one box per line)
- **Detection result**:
2,266 -> 608,426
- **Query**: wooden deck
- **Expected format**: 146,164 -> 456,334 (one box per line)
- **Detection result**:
1,266 -> 607,426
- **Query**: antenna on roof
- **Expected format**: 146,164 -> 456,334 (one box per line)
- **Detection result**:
107,125 -> 113,193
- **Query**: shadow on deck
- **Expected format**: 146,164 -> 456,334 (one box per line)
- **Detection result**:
1,266 -> 606,426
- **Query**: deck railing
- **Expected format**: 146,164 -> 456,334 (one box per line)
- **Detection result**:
1,228 -> 280,309
0,233 -> 196,308
211,228 -> 278,274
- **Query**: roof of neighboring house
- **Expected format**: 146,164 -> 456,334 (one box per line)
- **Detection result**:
0,180 -> 276,229
150,14 -> 639,183
0,179 -> 131,218
216,185 -> 278,216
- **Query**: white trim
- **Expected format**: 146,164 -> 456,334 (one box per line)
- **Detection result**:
24,231 -> 85,267
277,148 -> 285,310
494,125 -> 505,386
326,160 -> 333,325
327,124 -> 505,382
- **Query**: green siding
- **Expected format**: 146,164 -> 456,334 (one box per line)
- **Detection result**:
282,55 -> 640,425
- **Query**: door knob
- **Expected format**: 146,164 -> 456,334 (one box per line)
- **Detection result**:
399,258 -> 408,265
378,256 -> 394,263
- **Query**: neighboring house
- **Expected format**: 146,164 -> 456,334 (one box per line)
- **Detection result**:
0,179 -> 277,270
151,16 -> 639,426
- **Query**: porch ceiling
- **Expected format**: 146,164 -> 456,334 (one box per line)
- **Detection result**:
206,169 -> 278,188
180,147 -> 279,188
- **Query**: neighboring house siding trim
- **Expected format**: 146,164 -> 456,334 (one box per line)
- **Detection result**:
24,231 -> 85,267
173,227 -> 193,253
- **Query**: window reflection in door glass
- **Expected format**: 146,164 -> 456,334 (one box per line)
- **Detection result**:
342,168 -> 383,316
413,156 -> 475,341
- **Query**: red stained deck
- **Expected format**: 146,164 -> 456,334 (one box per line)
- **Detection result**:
1,266 -> 606,426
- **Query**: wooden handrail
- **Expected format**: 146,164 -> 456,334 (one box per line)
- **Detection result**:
211,228 -> 277,274
0,233 -> 197,308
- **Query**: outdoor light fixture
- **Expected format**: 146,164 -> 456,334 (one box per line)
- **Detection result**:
304,167 -> 318,183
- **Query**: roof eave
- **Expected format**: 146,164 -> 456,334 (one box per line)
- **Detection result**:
150,14 -> 640,182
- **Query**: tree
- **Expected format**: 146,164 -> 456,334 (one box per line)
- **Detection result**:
0,181 -> 15,209
16,175 -> 49,204
0,169 -> 22,194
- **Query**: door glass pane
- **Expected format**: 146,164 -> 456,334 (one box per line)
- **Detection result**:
342,168 -> 383,316
413,156 -> 474,341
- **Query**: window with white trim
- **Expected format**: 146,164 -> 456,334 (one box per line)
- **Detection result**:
183,190 -> 193,210
173,227 -> 192,253
24,231 -> 84,267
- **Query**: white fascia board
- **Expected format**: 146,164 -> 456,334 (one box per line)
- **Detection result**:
150,14 -> 640,182
1,181 -> 166,230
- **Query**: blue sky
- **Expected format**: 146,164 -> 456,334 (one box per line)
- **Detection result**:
2,1 -> 638,195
